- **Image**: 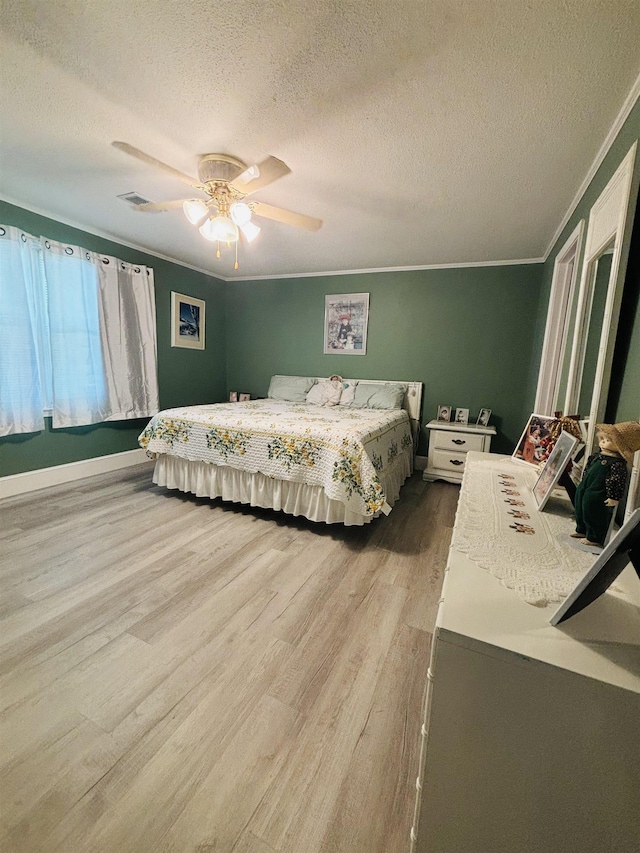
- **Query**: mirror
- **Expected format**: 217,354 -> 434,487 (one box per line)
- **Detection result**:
547,142 -> 638,457
535,221 -> 584,416
576,246 -> 613,416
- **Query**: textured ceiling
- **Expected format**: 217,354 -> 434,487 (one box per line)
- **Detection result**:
1,0 -> 639,279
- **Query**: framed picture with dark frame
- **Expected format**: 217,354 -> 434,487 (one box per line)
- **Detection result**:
532,430 -> 580,511
171,291 -> 205,350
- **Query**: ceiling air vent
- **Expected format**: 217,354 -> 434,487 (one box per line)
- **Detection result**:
117,191 -> 152,206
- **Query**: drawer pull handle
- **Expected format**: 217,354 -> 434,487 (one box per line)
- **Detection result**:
452,439 -> 466,445
450,459 -> 464,466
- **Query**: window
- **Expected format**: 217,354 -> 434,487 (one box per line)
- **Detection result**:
0,225 -> 158,436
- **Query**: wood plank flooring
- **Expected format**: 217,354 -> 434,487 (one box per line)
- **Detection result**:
0,464 -> 459,853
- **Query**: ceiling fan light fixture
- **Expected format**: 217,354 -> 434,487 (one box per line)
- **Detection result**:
183,198 -> 209,224
200,214 -> 239,243
239,220 -> 261,243
230,202 -> 252,226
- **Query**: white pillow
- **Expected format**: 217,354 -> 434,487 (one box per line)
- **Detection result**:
305,382 -> 325,405
306,378 -> 343,407
268,375 -> 315,401
338,380 -> 357,406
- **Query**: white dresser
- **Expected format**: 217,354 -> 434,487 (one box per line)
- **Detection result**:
411,452 -> 640,853
423,419 -> 496,483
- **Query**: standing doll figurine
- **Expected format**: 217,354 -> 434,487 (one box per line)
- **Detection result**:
572,422 -> 640,546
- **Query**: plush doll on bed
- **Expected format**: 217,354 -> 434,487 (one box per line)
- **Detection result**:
571,421 -> 640,546
320,375 -> 344,406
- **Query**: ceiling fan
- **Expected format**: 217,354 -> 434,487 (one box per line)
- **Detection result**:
112,141 -> 322,269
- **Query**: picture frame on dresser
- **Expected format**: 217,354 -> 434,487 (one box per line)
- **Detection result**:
512,413 -> 555,466
550,508 -> 640,624
532,430 -> 580,511
437,404 -> 452,423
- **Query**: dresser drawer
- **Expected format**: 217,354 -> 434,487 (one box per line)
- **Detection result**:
432,448 -> 468,473
433,430 -> 484,453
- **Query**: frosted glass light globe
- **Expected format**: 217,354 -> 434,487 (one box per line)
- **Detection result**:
230,202 -> 252,226
239,220 -> 261,243
183,198 -> 208,225
199,215 -> 239,243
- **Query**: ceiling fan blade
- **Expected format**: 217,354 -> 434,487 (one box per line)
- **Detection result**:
112,141 -> 200,188
230,156 -> 291,195
251,201 -> 322,232
133,199 -> 191,212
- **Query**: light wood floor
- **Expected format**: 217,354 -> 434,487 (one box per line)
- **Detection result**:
0,465 -> 459,853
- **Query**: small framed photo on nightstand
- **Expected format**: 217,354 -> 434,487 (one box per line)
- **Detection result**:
455,408 -> 469,425
437,405 -> 452,422
239,392 -> 250,402
229,391 -> 238,402
476,408 -> 491,426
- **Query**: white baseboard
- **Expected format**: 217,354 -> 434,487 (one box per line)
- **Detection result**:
415,455 -> 428,471
0,448 -> 151,499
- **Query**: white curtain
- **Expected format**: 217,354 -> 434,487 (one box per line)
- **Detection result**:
42,238 -> 109,428
0,226 -> 45,435
0,225 -> 159,435
97,255 -> 159,420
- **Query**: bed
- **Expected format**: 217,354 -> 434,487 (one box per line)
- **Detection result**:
139,376 -> 422,525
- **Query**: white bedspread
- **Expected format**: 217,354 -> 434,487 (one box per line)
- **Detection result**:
139,399 -> 413,518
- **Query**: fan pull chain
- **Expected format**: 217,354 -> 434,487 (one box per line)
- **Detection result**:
234,241 -> 239,270
216,241 -> 221,259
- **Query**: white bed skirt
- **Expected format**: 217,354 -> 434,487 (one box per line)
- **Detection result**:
153,453 -> 412,526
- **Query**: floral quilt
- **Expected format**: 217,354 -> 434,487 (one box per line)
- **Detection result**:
139,399 -> 413,517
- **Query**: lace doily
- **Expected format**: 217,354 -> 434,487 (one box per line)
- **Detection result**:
452,454 -> 595,606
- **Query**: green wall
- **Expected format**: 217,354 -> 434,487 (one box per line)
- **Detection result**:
0,201 -> 226,476
527,99 -> 640,422
225,265 -> 543,455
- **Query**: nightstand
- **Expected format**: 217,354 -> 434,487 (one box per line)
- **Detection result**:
423,419 -> 496,483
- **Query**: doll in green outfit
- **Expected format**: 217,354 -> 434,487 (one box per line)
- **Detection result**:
572,421 -> 640,547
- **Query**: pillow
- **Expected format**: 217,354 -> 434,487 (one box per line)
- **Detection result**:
306,378 -> 343,407
305,382 -> 325,405
349,382 -> 406,410
268,375 -> 315,402
338,379 -> 357,406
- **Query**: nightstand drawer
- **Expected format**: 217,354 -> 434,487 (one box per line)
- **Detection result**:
433,430 -> 485,453
432,448 -> 468,473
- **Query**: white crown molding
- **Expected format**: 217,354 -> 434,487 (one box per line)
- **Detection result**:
543,73 -> 640,262
0,448 -> 152,499
0,192 -> 226,282
229,256 -> 545,282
